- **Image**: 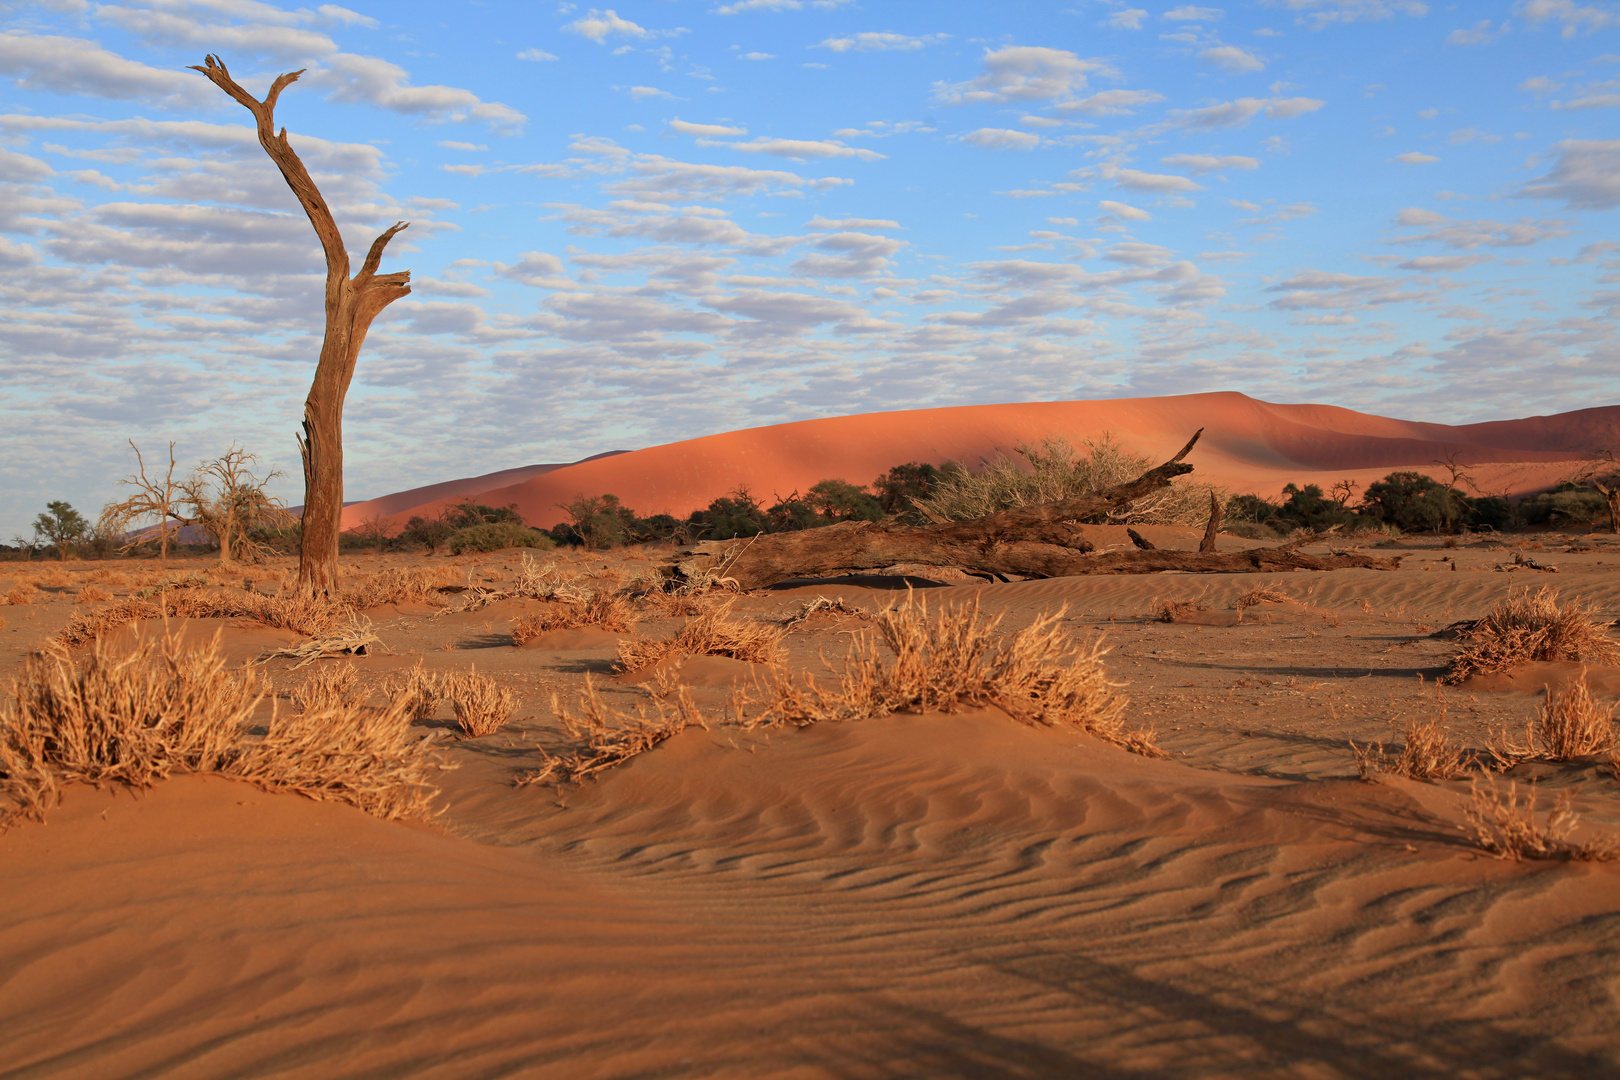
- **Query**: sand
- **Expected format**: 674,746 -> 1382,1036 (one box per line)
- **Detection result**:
5,526 -> 1620,1075
340,391 -> 1620,532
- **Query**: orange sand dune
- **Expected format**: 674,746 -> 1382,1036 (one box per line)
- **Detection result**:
344,391 -> 1620,531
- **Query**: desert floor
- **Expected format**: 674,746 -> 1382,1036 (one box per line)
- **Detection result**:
4,528 -> 1620,1079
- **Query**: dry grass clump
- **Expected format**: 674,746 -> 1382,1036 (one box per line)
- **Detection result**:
1464,777 -> 1617,861
341,566 -> 456,609
782,596 -> 871,630
1488,679 -> 1618,765
0,631 -> 446,827
443,668 -> 515,737
36,568 -> 72,589
291,663 -> 363,713
384,664 -> 447,723
1235,587 -> 1295,613
260,615 -> 382,668
510,593 -> 639,645
518,676 -> 704,786
86,567 -> 130,586
1352,711 -> 1474,781
617,602 -> 784,672
1156,599 -> 1206,623
755,594 -> 1157,756
1445,587 -> 1620,683
74,584 -> 114,605
53,590 -> 356,650
5,585 -> 43,606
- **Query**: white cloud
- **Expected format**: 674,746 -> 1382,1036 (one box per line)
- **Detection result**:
566,8 -> 683,41
1393,254 -> 1494,272
1172,96 -> 1324,126
626,85 -> 674,99
719,137 -> 885,160
1054,89 -> 1166,115
933,46 -> 1111,105
670,118 -> 747,136
1518,139 -> 1620,208
1166,6 -> 1226,20
1389,151 -> 1439,163
789,230 -> 906,277
1519,75 -> 1563,95
817,32 -> 947,52
1550,91 -> 1620,110
807,216 -> 900,229
1515,0 -> 1620,37
1095,164 -> 1205,192
439,140 -> 487,151
1099,199 -> 1151,220
318,6 -> 379,27
714,0 -> 855,12
0,32 -> 210,109
517,48 -> 559,61
1389,208 -> 1571,247
1446,20 -> 1507,45
1161,153 -> 1259,172
1103,8 -> 1149,29
1266,1 -> 1431,30
91,6 -> 338,63
315,53 -> 527,131
1200,45 -> 1265,72
740,52 -> 775,60
959,127 -> 1042,150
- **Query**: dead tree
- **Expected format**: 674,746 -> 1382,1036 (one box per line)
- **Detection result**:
191,54 -> 411,596
665,431 -> 1401,589
105,440 -> 187,561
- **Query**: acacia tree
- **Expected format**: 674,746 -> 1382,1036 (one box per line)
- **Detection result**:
1579,451 -> 1620,533
34,501 -> 89,561
191,54 -> 411,596
181,446 -> 291,565
104,440 -> 187,560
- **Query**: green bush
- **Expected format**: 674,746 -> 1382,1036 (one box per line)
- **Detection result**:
449,521 -> 554,555
1362,471 -> 1471,533
1520,485 -> 1608,526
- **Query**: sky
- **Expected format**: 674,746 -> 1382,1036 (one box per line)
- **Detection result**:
1,0 -> 1618,536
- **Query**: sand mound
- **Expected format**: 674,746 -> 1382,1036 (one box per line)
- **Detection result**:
342,391 -> 1620,531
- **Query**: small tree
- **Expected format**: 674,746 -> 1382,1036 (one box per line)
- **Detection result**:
181,447 -> 290,564
34,501 -> 89,561
192,56 -> 411,598
355,513 -> 394,552
104,440 -> 188,560
1578,451 -> 1620,534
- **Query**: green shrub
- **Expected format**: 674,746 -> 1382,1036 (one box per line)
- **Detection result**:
1362,471 -> 1472,533
1520,485 -> 1607,527
449,521 -> 554,555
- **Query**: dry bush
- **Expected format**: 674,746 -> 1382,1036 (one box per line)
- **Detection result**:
510,593 -> 639,645
5,585 -> 42,606
915,432 -> 1226,527
445,553 -> 590,614
443,668 -> 515,737
1488,679 -> 1618,765
383,663 -> 447,723
1446,587 -> 1620,683
1464,777 -> 1617,862
86,567 -> 129,586
635,587 -> 717,619
782,595 -> 871,630
36,568 -> 72,589
0,630 -> 446,827
261,615 -> 382,668
1352,710 -> 1474,781
518,676 -> 704,786
1156,599 -> 1206,623
341,566 -> 455,609
753,594 -> 1156,755
292,663 -> 363,714
53,589 -> 355,650
1235,587 -> 1295,613
74,584 -> 114,605
617,602 -> 784,672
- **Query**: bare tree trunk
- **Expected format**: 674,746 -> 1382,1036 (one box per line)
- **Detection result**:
192,55 -> 411,598
1200,491 -> 1222,553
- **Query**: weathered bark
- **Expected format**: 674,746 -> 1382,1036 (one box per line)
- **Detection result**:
1127,529 -> 1156,550
665,430 -> 1401,589
192,55 -> 411,597
1199,491 -> 1222,553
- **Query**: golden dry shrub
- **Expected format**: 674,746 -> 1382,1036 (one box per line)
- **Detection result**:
52,588 -> 354,650
1446,587 -> 1620,683
260,615 -> 382,668
5,585 -> 42,606
292,662 -> 363,714
1352,713 -> 1473,781
1234,587 -> 1295,616
1156,599 -> 1206,623
519,676 -> 705,786
340,565 -> 456,609
510,592 -> 639,645
385,664 -> 447,723
617,601 -> 784,672
0,630 -> 446,828
85,567 -> 130,586
1489,679 -> 1618,764
1464,777 -> 1617,862
443,668 -> 515,737
757,593 -> 1156,756
74,584 -> 114,605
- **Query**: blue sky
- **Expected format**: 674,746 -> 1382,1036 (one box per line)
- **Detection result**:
1,0 -> 1618,535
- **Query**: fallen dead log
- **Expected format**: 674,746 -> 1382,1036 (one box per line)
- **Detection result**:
664,430 -> 1402,590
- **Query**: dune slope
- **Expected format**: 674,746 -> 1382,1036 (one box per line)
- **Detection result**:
343,392 -> 1620,531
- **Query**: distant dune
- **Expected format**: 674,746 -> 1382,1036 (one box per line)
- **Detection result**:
342,392 -> 1620,532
